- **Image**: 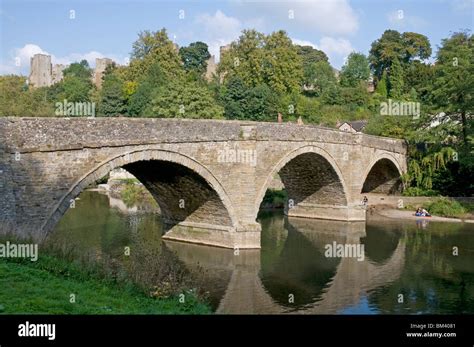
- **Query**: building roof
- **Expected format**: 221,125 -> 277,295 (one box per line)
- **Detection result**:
340,120 -> 367,132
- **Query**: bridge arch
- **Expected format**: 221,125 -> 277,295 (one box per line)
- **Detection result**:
41,149 -> 238,237
361,153 -> 404,195
255,145 -> 349,220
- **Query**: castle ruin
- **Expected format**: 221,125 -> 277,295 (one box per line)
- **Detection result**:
28,54 -> 114,89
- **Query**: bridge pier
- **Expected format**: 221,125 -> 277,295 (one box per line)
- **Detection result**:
161,221 -> 261,249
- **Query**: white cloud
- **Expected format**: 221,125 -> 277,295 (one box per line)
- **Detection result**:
319,37 -> 353,57
236,0 -> 358,35
387,10 -> 427,29
0,43 -> 128,75
291,38 -> 318,48
196,10 -> 243,59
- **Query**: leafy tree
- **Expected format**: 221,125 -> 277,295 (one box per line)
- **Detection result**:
263,30 -> 303,94
218,29 -> 302,94
304,60 -> 337,97
403,60 -> 434,101
369,30 -> 431,81
295,45 -> 329,86
340,52 -> 370,87
388,57 -> 404,99
375,70 -> 388,98
220,76 -> 248,119
431,31 -> 473,145
128,28 -> 183,81
150,79 -> 224,119
60,75 -> 92,102
179,41 -> 211,74
62,60 -> 92,80
100,73 -> 126,116
0,76 -> 53,116
128,62 -> 167,116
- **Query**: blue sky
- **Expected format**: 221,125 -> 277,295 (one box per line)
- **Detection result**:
1,0 -> 472,75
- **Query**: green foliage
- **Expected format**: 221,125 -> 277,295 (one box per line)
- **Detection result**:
369,30 -> 431,81
388,57 -> 404,99
219,29 -> 302,94
0,255 -> 210,314
426,198 -> 467,218
151,79 -> 224,118
100,72 -> 126,116
431,31 -> 473,145
179,41 -> 211,74
304,60 -> 337,97
375,70 -> 388,98
62,60 -> 92,80
0,76 -> 53,116
296,45 -> 329,86
60,75 -> 92,102
128,28 -> 183,81
340,52 -> 370,88
220,75 -> 278,121
403,146 -> 457,190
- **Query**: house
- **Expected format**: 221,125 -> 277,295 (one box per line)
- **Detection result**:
337,120 -> 367,133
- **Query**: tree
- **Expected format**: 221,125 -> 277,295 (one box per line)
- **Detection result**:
295,45 -> 329,86
431,31 -> 473,145
220,76 -> 248,119
388,57 -> 404,99
128,62 -> 167,116
100,73 -> 126,116
62,60 -> 92,80
60,75 -> 92,102
369,30 -> 431,81
263,30 -> 303,94
375,70 -> 388,98
304,60 -> 337,97
218,29 -> 302,94
151,79 -> 224,119
340,52 -> 370,88
179,41 -> 211,74
128,28 -> 183,81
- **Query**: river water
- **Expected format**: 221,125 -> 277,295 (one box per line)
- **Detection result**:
50,190 -> 474,314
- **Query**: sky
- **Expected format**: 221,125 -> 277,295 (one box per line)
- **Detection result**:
0,0 -> 472,75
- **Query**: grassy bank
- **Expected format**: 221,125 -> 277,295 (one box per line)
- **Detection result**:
0,255 -> 211,314
404,197 -> 473,219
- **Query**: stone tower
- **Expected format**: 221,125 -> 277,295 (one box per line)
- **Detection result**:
93,58 -> 113,88
29,54 -> 52,88
51,64 -> 66,84
205,55 -> 217,82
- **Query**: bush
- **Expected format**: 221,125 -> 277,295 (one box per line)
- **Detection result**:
427,198 -> 467,218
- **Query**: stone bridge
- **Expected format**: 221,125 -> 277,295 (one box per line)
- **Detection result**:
0,117 -> 407,249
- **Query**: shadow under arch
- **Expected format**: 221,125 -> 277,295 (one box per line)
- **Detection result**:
361,154 -> 404,195
254,145 -> 349,221
41,149 -> 238,238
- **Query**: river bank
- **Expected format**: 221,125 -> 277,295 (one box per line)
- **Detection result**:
0,254 -> 211,314
370,206 -> 474,223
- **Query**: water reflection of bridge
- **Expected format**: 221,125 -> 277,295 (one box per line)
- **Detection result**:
164,216 -> 405,314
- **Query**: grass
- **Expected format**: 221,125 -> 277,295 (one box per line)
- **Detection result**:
0,255 -> 211,314
404,198 -> 468,218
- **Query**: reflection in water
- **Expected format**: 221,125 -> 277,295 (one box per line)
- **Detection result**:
51,191 -> 474,314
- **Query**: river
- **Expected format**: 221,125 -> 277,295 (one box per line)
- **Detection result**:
49,190 -> 474,314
